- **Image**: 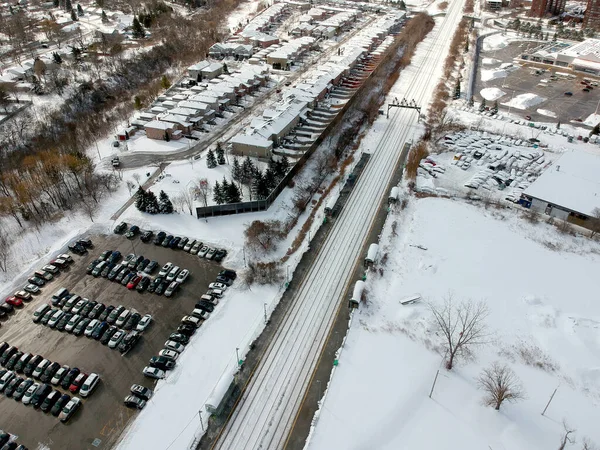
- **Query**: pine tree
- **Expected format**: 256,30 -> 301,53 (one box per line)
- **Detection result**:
479,98 -> 486,112
135,187 -> 147,212
216,142 -> 225,164
31,76 -> 44,95
71,9 -> 78,21
264,167 -> 277,189
159,190 -> 174,213
53,0 -> 59,6
213,180 -> 224,204
468,96 -> 474,107
464,39 -> 469,53
553,33 -> 557,42
145,190 -> 160,214
134,96 -> 143,110
241,156 -> 255,183
492,100 -> 498,114
253,171 -> 269,199
132,17 -> 145,39
279,155 -> 289,175
226,181 -> 241,203
453,81 -> 461,99
101,10 -> 108,23
223,63 -> 228,73
590,123 -> 600,137
556,120 -> 561,130
164,131 -> 170,142
52,52 -> 62,64
399,0 -> 406,9
206,149 -> 217,168
65,0 -> 72,11
220,178 -> 230,203
77,4 -> 84,15
231,156 -> 242,181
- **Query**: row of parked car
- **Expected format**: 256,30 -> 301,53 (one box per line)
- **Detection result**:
141,270 -> 235,380
0,430 -> 27,450
114,222 -> 228,262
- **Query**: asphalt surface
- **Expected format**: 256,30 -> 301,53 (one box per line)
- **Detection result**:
0,233 -> 222,450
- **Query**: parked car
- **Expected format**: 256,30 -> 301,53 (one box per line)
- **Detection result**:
41,362 -> 60,383
40,308 -> 56,325
100,325 -> 118,345
61,368 -> 80,390
14,291 -> 32,301
24,355 -> 43,377
169,237 -> 181,249
155,280 -> 169,296
136,314 -> 153,332
161,235 -> 174,248
219,269 -> 237,280
63,294 -> 79,312
166,266 -> 180,282
68,243 -> 87,255
98,305 -> 114,322
1,346 -> 19,365
175,269 -> 189,284
190,241 -> 202,255
183,239 -> 195,252
92,321 -> 109,340
164,282 -> 180,298
0,371 -> 15,392
118,331 -> 140,354
168,333 -> 190,345
149,356 -> 176,371
181,315 -> 201,328
124,313 -> 142,331
564,91 -> 573,96
48,310 -> 65,328
209,282 -> 228,291
159,262 -> 173,277
5,352 -> 23,370
191,309 -> 210,321
213,249 -> 227,262
43,263 -> 60,274
89,303 -> 106,320
135,277 -> 150,292
107,306 -> 125,324
147,277 -> 162,293
158,349 -> 179,361
164,340 -> 185,353
0,304 -> 13,315
115,309 -> 131,327
51,393 -> 71,417
128,255 -> 144,270
206,248 -> 216,260
14,353 -> 32,373
114,222 -> 127,234
56,312 -> 73,331
177,237 -> 189,250
79,373 -> 100,397
32,359 -> 51,379
31,383 -> 52,408
140,230 -> 154,243
73,318 -> 91,336
136,258 -> 150,272
59,397 -> 81,422
71,299 -> 88,315
40,389 -> 61,412
177,324 -> 196,336
23,284 -> 40,294
198,246 -> 209,258
130,384 -> 154,401
34,269 -> 53,281
21,382 -> 40,405
123,253 -> 137,265
154,231 -> 166,245
27,276 -> 45,287
91,261 -> 106,277
142,367 -> 165,379
215,276 -> 233,286
65,314 -> 82,333
115,268 -> 130,283
84,320 -> 100,338
108,330 -> 126,349
100,263 -> 114,278
69,373 -> 87,393
51,365 -> 70,385
124,395 -> 146,409
13,378 -> 34,401
81,300 -> 97,318
121,272 -> 136,286
5,297 -> 23,308
143,260 -> 158,274
4,376 -> 24,397
125,225 -> 140,239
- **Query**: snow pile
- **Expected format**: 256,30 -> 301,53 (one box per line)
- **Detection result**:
584,113 -> 600,126
308,197 -> 600,450
481,68 -> 508,82
537,109 -> 557,118
502,93 -> 546,110
482,57 -> 501,65
480,87 -> 505,101
482,34 -> 508,51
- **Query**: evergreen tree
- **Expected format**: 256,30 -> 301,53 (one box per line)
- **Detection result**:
159,190 -> 174,213
134,95 -> 143,110
464,39 -> 469,53
145,190 -> 160,214
278,155 -> 289,176
213,180 -> 224,204
206,149 -> 217,168
241,156 -> 255,183
101,10 -> 108,23
226,181 -> 241,203
164,131 -> 170,142
31,76 -> 44,95
552,33 -> 557,42
220,178 -> 230,203
399,0 -> 406,9
556,120 -> 561,130
161,75 -> 171,89
264,167 -> 277,190
52,52 -> 62,64
71,9 -> 78,21
223,63 -> 228,73
253,171 -> 269,199
479,98 -> 486,112
135,187 -> 147,212
65,0 -> 72,11
215,142 -> 225,164
590,123 -> 600,137
77,4 -> 84,15
231,156 -> 242,181
132,17 -> 145,39
468,96 -> 474,107
53,0 -> 59,7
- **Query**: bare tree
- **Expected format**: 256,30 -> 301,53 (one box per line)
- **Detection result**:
244,220 -> 286,253
558,421 -> 576,450
429,297 -> 490,370
132,173 -> 141,186
0,228 -> 9,272
126,180 -> 136,195
171,194 -> 185,213
589,207 -> 600,238
477,362 -> 524,410
582,438 -> 598,450
194,178 -> 210,207
179,188 -> 194,215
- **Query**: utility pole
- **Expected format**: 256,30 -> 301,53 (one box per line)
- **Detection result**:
263,303 -> 267,324
541,386 -> 559,416
198,410 -> 204,432
429,370 -> 440,399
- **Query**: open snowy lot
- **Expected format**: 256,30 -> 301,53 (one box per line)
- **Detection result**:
307,197 -> 600,450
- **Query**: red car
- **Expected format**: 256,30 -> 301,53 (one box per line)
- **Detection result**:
127,275 -> 143,290
69,373 -> 87,393
5,296 -> 23,307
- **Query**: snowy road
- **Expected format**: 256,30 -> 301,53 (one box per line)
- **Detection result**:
212,4 -> 466,450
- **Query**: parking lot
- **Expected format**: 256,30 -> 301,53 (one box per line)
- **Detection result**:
477,40 -> 600,124
0,232 -> 223,450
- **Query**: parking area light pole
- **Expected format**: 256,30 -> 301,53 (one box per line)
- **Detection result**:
263,303 -> 267,325
198,410 -> 204,432
236,347 -> 241,367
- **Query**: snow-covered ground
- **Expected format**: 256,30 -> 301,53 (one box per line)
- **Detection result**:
307,196 -> 600,450
480,87 -> 506,101
503,93 -> 547,110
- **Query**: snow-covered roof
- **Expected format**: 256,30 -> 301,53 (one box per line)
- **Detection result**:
202,62 -> 224,73
523,151 -> 600,216
144,120 -> 173,130
230,134 -> 274,149
188,61 -> 210,71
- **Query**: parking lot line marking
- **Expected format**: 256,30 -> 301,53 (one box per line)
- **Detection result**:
100,423 -> 115,436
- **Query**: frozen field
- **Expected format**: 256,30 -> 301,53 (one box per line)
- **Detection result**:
307,197 -> 600,450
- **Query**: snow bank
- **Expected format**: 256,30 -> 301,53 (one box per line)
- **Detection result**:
480,68 -> 507,82
537,108 -> 557,118
584,113 -> 600,126
482,57 -> 501,65
482,34 -> 509,51
480,87 -> 505,101
502,93 -> 546,110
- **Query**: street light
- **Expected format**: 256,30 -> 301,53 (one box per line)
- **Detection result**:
263,303 -> 267,324
236,347 -> 241,367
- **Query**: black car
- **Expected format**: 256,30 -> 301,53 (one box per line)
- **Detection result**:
108,265 -> 123,281
89,303 -> 106,320
128,255 -> 144,270
86,259 -> 101,275
13,378 -> 34,401
149,356 -> 176,371
161,235 -> 174,248
109,250 -> 122,264
73,318 -> 91,336
0,433 -> 10,447
40,308 -> 56,325
176,324 -> 196,336
136,258 -> 150,272
32,383 -> 52,408
51,393 -> 71,416
14,354 -> 32,373
124,313 -> 142,331
81,300 -> 97,318
118,331 -> 140,354
61,368 -> 80,390
41,362 -> 61,383
1,346 -> 18,365
0,309 -> 6,319
219,269 -> 237,280
135,277 -> 150,293
76,238 -> 93,248
121,272 -> 135,286
213,249 -> 227,262
115,268 -> 130,283
195,301 -> 215,313
140,230 -> 154,243
177,237 -> 189,250
4,376 -> 24,397
168,333 -> 190,345
68,243 -> 87,255
0,342 -> 12,355
5,351 -> 24,370
147,277 -> 163,294
100,325 -> 118,345
154,231 -> 166,245
169,237 -> 181,249
114,222 -> 127,234
100,263 -> 115,278
24,355 -> 43,377
107,306 -> 125,324
98,305 -> 114,322
92,321 -> 109,340
57,313 -> 73,331
215,276 -> 233,286
155,280 -> 169,295
144,261 -> 158,274
41,389 -> 61,412
0,304 -> 13,315
28,276 -> 46,287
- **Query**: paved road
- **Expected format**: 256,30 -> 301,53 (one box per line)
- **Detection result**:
210,2 -> 467,449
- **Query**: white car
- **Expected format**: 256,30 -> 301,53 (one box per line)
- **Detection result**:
48,310 -> 65,328
208,282 -> 227,291
43,264 -> 59,274
164,340 -> 185,353
115,309 -> 131,327
175,269 -> 189,284
79,373 -> 100,398
84,319 -> 100,337
190,241 -> 202,255
198,246 -> 209,258
51,365 -> 70,385
191,309 -> 210,320
158,349 -> 179,360
0,371 -> 15,392
59,397 -> 81,422
158,262 -> 173,278
166,266 -> 180,282
183,239 -> 195,252
65,314 -> 82,332
136,314 -> 153,332
108,330 -> 126,349
22,382 -> 40,405
33,359 -> 50,379
143,367 -> 165,379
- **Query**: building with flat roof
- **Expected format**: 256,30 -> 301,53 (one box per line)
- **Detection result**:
530,0 -> 565,17
585,0 -> 600,30
521,151 -> 600,225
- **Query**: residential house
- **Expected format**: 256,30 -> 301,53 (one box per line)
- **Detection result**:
145,120 -> 179,140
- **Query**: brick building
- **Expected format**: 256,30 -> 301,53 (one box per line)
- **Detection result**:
584,0 -> 600,30
530,0 -> 566,17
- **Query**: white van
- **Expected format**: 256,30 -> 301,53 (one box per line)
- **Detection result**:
79,373 -> 100,398
32,304 -> 51,323
33,359 -> 50,379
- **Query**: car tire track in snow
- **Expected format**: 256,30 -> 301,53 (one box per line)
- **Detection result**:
210,4 -> 466,450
